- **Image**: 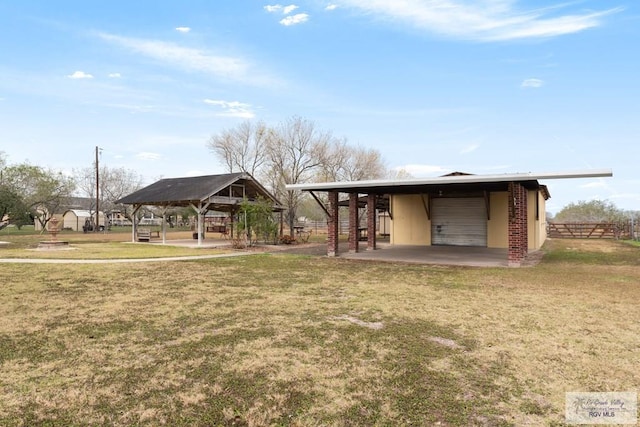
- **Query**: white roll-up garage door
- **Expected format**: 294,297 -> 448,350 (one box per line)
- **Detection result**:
431,197 -> 487,246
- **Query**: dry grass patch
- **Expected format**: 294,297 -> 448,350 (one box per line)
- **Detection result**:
0,239 -> 638,426
0,230 -> 230,259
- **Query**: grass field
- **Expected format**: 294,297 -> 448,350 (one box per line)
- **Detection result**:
0,236 -> 638,426
0,229 -> 233,260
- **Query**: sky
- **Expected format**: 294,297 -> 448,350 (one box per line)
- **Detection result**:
0,0 -> 638,214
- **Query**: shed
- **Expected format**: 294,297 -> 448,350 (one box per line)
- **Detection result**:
62,209 -> 106,231
116,172 -> 283,245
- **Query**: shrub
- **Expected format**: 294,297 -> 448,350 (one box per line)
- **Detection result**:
279,235 -> 296,245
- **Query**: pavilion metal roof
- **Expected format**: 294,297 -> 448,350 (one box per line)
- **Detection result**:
116,172 -> 283,211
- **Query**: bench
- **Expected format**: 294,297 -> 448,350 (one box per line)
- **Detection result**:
137,228 -> 160,242
206,224 -> 229,238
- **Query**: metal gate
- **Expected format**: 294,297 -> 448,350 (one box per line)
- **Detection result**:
431,198 -> 487,246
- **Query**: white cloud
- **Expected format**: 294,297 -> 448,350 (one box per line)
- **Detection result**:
203,99 -> 255,118
97,33 -> 276,86
175,26 -> 191,33
264,4 -> 283,13
460,143 -> 479,154
337,0 -> 622,41
136,152 -> 162,160
265,4 -> 298,14
580,180 -> 607,189
326,4 -> 338,11
280,13 -> 310,26
521,78 -> 544,88
67,71 -> 94,79
108,73 -> 122,78
284,5 -> 299,14
610,192 -> 640,202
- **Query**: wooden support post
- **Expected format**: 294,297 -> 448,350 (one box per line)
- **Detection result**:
348,193 -> 359,253
367,194 -> 377,250
327,191 -> 339,257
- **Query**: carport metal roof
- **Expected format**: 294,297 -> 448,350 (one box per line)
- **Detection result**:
285,169 -> 613,195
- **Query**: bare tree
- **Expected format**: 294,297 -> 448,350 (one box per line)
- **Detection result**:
207,120 -> 269,176
206,116 -> 391,236
266,116 -> 331,235
386,167 -> 414,180
321,140 -> 386,182
101,167 -> 145,221
75,165 -> 144,223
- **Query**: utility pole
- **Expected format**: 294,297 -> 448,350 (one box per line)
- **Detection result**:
95,146 -> 100,232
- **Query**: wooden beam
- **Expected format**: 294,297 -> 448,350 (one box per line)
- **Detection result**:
309,191 -> 331,219
508,182 -> 516,221
484,191 -> 491,220
420,194 -> 430,220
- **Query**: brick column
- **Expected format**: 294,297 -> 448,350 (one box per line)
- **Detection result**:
327,191 -> 339,257
508,182 -> 528,266
367,194 -> 377,250
348,193 -> 359,253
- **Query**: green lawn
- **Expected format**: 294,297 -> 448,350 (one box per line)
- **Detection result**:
0,238 -> 638,426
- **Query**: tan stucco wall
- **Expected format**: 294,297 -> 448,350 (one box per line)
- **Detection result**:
538,191 -> 548,247
390,194 -> 431,245
527,190 -> 547,250
390,190 -> 547,249
487,192 -> 509,248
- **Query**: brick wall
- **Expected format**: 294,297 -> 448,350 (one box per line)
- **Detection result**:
508,182 -> 528,266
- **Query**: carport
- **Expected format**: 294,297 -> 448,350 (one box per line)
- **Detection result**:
116,172 -> 283,246
286,169 -> 612,266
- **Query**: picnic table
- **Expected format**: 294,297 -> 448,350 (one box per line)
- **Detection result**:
294,226 -> 311,243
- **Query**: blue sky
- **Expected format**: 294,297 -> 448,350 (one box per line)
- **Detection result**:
0,1 -> 637,213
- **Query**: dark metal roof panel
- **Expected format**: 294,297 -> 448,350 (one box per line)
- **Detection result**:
116,172 -> 247,205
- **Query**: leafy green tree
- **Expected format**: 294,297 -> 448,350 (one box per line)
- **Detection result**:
0,185 -> 22,228
553,200 -> 626,223
236,197 -> 279,245
2,163 -> 75,231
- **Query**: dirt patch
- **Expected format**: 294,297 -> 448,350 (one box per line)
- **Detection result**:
428,336 -> 464,349
550,238 -> 624,253
333,315 -> 384,330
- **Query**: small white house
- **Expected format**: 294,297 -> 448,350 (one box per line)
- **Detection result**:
62,209 -> 105,231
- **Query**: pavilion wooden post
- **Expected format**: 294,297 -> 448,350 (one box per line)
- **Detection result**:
131,204 -> 142,242
367,194 -> 377,250
190,201 -> 211,246
161,206 -> 167,244
197,203 -> 203,246
348,193 -> 359,253
327,191 -> 339,257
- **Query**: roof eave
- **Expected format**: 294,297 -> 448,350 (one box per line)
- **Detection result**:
285,169 -> 613,192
